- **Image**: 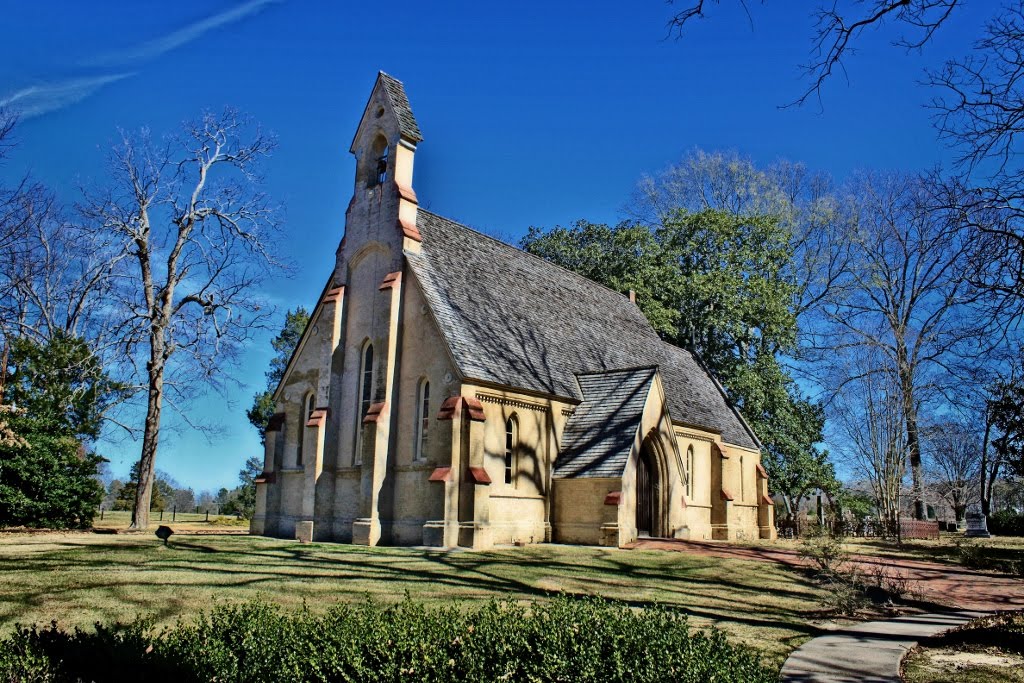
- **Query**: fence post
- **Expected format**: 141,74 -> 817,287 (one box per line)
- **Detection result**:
172,505 -> 176,522
206,510 -> 209,522
160,509 -> 163,521
100,507 -> 104,521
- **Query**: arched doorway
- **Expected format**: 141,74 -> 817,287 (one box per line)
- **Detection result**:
636,441 -> 662,537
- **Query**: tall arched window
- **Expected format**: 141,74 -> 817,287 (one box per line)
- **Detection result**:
297,392 -> 314,466
415,379 -> 430,462
685,445 -> 694,499
354,343 -> 374,464
504,416 -> 517,486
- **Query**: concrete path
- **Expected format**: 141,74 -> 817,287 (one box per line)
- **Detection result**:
778,611 -> 987,682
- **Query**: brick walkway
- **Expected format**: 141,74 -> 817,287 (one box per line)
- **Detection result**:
629,539 -> 1024,611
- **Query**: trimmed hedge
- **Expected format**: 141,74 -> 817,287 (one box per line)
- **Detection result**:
0,597 -> 776,682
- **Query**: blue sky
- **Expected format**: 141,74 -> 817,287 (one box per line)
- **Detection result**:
0,1 -> 986,491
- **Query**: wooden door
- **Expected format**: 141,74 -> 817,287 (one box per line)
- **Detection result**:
637,449 -> 653,536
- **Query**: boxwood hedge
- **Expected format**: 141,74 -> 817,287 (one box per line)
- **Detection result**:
0,596 -> 777,682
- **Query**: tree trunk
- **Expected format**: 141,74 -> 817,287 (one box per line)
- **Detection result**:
898,360 -> 925,520
129,333 -> 165,529
980,414 -> 993,519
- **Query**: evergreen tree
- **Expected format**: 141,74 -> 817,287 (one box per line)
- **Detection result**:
247,308 -> 309,443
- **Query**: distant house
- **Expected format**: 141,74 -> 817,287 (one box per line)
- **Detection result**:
251,73 -> 776,549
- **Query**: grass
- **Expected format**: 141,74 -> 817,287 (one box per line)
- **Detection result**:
903,611 -> 1024,683
93,509 -> 249,531
0,532 -> 830,666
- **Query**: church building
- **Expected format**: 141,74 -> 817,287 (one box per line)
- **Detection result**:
251,73 -> 776,549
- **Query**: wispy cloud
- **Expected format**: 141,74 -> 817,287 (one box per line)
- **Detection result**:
2,0 -> 281,120
88,0 -> 282,67
0,73 -> 134,118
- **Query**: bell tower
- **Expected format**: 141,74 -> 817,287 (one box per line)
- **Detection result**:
336,72 -> 423,284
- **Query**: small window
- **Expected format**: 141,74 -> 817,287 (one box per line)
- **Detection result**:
504,416 -> 517,486
415,379 -> 430,461
685,445 -> 694,499
297,392 -> 314,467
355,343 -> 374,464
376,145 -> 389,186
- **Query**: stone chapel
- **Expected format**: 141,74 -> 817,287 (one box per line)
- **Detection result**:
251,72 -> 776,549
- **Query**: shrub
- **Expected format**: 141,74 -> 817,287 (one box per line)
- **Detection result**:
988,510 -> 1024,537
799,527 -> 847,577
0,597 -> 777,683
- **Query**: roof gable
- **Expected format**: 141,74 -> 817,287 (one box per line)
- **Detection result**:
555,368 -> 656,478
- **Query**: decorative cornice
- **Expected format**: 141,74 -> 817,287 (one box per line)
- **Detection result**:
673,429 -> 715,444
476,392 -> 548,413
561,408 -> 575,417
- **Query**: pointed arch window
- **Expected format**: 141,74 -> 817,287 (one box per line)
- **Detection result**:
355,343 -> 374,464
504,416 -> 517,486
365,134 -> 389,188
298,392 -> 314,467
685,445 -> 694,499
415,379 -> 430,462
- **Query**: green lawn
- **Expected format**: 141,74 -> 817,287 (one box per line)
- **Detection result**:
93,509 -> 250,531
0,532 -> 829,666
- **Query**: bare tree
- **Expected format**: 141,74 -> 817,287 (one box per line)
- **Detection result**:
923,419 -> 980,525
814,172 -> 982,519
79,109 -> 282,529
665,1 -> 962,105
832,348 -> 909,529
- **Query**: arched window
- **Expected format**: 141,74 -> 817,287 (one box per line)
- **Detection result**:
504,416 -> 517,486
685,445 -> 694,499
415,379 -> 430,461
299,393 -> 315,466
365,135 -> 389,188
355,343 -> 374,464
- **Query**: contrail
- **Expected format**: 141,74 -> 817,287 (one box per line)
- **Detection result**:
2,0 -> 281,119
0,73 -> 134,119
88,0 -> 283,67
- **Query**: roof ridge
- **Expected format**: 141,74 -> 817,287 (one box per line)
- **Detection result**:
417,208 -> 652,316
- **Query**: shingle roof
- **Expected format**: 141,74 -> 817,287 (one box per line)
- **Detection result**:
407,209 -> 760,451
555,368 -> 656,478
378,72 -> 422,143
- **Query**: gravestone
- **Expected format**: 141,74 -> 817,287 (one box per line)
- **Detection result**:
965,510 -> 991,538
295,520 -> 314,543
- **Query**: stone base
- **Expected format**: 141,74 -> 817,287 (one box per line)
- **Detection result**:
249,515 -> 265,536
422,520 -> 447,547
457,522 -> 492,550
759,525 -> 777,540
711,524 -> 731,541
672,525 -> 691,540
600,523 -> 620,547
295,520 -> 314,543
352,517 -> 380,546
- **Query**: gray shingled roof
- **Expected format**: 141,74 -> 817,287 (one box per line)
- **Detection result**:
407,209 -> 759,451
555,368 -> 656,478
378,72 -> 423,143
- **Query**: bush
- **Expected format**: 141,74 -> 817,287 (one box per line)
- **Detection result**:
0,597 -> 777,683
988,510 -> 1024,537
